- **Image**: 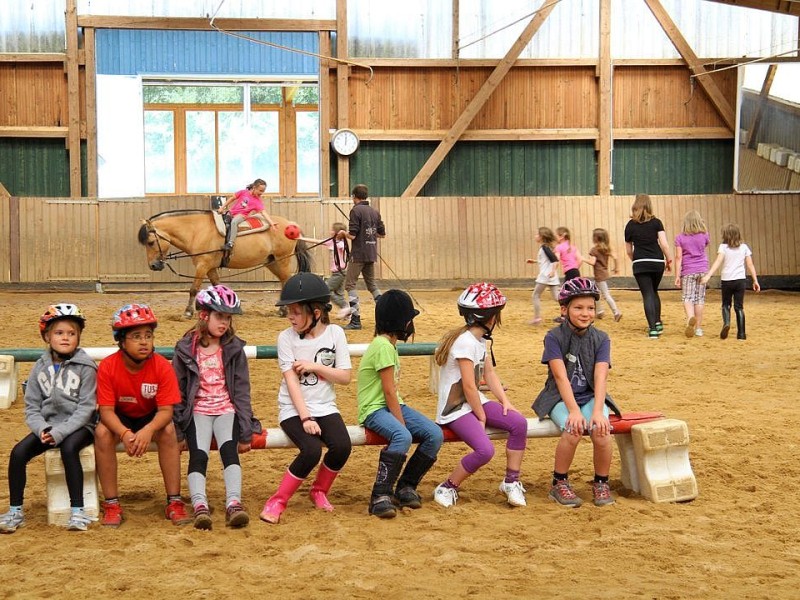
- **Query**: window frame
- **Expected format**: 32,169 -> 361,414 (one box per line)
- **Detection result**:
142,81 -> 319,197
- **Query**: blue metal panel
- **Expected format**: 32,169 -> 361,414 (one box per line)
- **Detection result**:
612,140 -> 734,195
96,29 -> 319,76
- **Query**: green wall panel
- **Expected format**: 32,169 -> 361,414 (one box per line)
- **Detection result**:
346,141 -> 597,197
0,139 -> 87,197
612,140 -> 734,195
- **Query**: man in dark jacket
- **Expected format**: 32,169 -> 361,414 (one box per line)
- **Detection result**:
338,184 -> 386,330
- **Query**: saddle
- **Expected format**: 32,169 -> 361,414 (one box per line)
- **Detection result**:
212,212 -> 269,237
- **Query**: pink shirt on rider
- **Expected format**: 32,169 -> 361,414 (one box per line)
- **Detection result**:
228,189 -> 265,217
555,240 -> 580,272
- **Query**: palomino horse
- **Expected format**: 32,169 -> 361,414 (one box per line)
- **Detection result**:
138,209 -> 311,317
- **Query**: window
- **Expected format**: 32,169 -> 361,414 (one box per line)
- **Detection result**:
143,82 -> 319,196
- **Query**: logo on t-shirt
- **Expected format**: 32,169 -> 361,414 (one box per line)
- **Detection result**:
141,383 -> 158,399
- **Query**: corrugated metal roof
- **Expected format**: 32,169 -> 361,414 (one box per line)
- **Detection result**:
77,0 -> 334,19
96,29 -> 319,76
0,2 -> 65,52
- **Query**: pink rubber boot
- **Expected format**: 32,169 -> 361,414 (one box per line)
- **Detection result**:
309,464 -> 340,512
260,470 -> 304,524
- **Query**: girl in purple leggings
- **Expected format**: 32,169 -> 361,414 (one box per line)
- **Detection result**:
432,282 -> 528,509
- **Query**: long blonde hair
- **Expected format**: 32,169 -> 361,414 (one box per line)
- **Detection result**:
682,210 -> 707,234
434,325 -> 469,366
592,228 -> 611,256
631,194 -> 655,223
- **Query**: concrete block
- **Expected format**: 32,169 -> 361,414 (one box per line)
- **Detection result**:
45,444 -> 99,526
0,355 -> 19,409
772,148 -> 791,167
630,419 -> 698,503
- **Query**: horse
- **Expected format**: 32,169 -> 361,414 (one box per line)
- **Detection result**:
138,209 -> 311,318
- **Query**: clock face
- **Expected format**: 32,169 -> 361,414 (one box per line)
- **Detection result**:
332,129 -> 359,156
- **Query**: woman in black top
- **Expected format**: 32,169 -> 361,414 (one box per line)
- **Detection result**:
624,194 -> 674,338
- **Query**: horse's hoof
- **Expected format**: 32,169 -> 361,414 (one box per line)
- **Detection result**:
277,306 -> 287,318
183,311 -> 194,319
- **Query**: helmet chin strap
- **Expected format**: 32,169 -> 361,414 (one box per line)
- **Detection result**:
476,322 -> 497,366
566,315 -> 591,332
51,349 -> 76,362
299,308 -> 320,340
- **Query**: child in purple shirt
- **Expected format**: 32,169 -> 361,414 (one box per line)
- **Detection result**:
674,210 -> 710,338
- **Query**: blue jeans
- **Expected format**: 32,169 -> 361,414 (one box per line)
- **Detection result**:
363,405 -> 443,457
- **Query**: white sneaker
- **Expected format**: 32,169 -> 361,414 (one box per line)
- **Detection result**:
695,328 -> 704,337
499,480 -> 527,507
66,509 -> 97,531
433,483 -> 458,508
336,306 -> 352,320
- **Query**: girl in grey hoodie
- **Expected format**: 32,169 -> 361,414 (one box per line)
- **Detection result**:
0,304 -> 97,533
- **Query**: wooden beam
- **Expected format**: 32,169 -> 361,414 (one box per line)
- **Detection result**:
319,32 -> 332,199
452,0 -> 460,59
335,0 -> 350,197
643,0 -> 736,131
700,0 -> 800,17
0,182 -> 10,197
614,127 -> 733,139
745,63 -> 778,149
0,126 -> 69,138
85,28 -> 99,197
76,16 -> 337,31
597,0 -> 612,196
354,128 -> 599,141
66,0 -> 82,197
401,2 -> 558,198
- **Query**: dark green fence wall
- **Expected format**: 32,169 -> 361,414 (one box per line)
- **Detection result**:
611,140 -> 734,195
335,139 -> 733,197
0,139 -> 87,196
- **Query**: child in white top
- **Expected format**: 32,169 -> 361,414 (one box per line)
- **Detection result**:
432,283 -> 528,509
260,273 -> 352,524
701,223 -> 760,340
526,227 -> 560,324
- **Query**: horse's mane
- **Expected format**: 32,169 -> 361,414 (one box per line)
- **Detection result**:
137,209 -> 213,245
149,209 -> 211,220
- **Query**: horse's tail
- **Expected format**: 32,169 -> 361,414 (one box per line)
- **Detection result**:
295,239 -> 312,273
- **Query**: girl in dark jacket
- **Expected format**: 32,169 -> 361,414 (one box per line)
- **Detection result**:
172,285 -> 256,530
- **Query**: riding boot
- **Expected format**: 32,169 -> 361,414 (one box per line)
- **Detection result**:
735,308 -> 746,340
720,306 -> 731,339
394,449 -> 437,509
223,225 -> 235,251
369,450 -> 405,519
344,313 -> 362,330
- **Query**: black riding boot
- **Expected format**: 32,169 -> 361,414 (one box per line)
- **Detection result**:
735,308 -> 746,340
344,313 -> 362,330
369,450 -> 405,519
224,225 -> 235,250
720,306 -> 731,339
394,450 -> 437,509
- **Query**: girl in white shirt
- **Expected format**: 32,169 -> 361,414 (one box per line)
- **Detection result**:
431,283 -> 528,509
701,223 -> 760,340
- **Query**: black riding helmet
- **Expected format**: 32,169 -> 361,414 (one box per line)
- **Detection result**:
275,272 -> 331,306
375,289 -> 419,341
276,272 -> 332,339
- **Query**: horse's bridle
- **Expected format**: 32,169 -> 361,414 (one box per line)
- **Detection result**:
144,219 -> 171,271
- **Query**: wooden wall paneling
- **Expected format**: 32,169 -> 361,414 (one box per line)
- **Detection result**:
0,195 -> 10,283
402,4 -> 558,198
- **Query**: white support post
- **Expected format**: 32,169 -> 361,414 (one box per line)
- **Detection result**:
45,445 -> 100,526
0,355 -> 19,409
630,419 -> 698,503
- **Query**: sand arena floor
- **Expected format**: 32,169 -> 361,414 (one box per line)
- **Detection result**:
0,287 -> 798,599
